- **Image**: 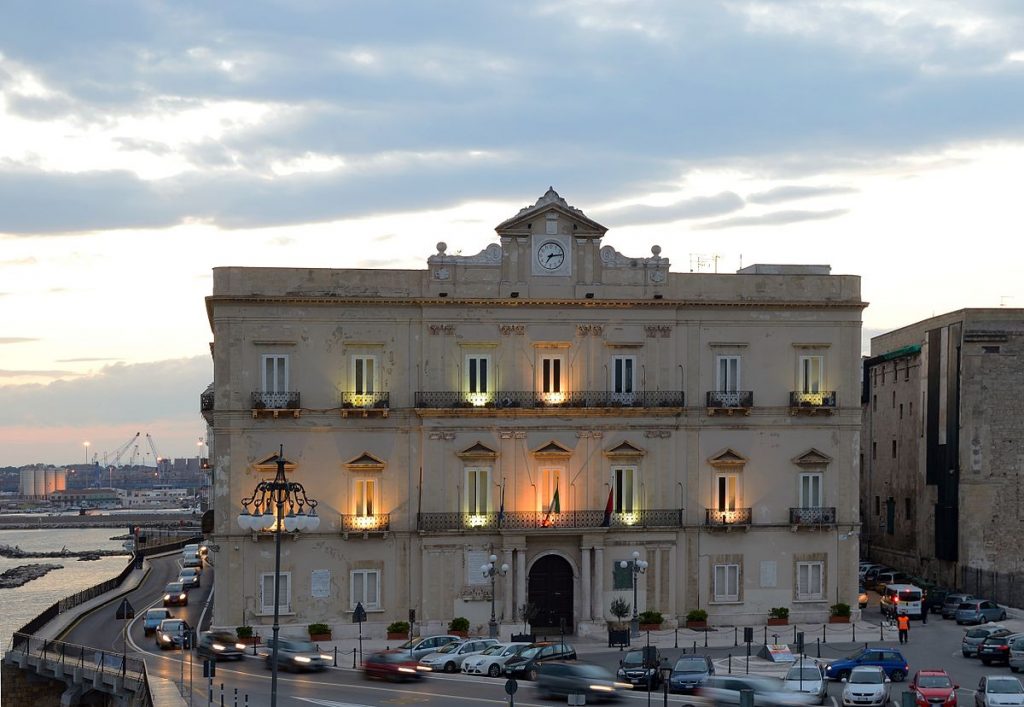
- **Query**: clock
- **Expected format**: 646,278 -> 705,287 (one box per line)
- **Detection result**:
537,241 -> 565,270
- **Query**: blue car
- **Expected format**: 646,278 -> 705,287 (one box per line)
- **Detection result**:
955,599 -> 1006,625
823,647 -> 908,682
143,608 -> 171,636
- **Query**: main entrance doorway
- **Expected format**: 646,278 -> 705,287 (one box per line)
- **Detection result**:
528,554 -> 574,633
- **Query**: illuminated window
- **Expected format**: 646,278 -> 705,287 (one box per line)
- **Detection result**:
715,474 -> 738,512
539,468 -> 562,512
713,564 -> 739,601
464,467 -> 491,514
539,355 -> 564,394
354,478 -> 376,516
796,561 -> 824,600
352,356 -> 376,395
260,572 -> 291,614
465,355 -> 490,394
612,466 -> 639,513
261,354 -> 288,393
350,569 -> 380,610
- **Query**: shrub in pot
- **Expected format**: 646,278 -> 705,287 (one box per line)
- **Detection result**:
829,603 -> 851,623
609,598 -> 631,629
308,623 -> 331,640
448,617 -> 470,637
768,607 -> 790,625
685,609 -> 708,629
638,610 -> 664,630
387,620 -> 410,640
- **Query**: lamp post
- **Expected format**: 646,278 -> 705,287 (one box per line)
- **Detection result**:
83,441 -> 90,465
237,446 -> 319,707
482,554 -> 509,639
620,550 -> 648,638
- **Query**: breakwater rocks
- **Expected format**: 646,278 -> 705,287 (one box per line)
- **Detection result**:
0,544 -> 124,559
0,563 -> 64,588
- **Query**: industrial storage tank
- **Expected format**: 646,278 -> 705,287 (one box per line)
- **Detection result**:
44,469 -> 56,496
33,469 -> 46,497
20,469 -> 35,497
54,469 -> 67,492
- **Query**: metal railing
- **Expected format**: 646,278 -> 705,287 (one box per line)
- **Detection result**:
789,507 -> 837,525
414,390 -> 684,409
417,508 -> 683,531
789,391 -> 837,408
7,632 -> 148,692
200,390 -> 214,412
340,514 -> 391,532
705,391 -> 754,408
704,508 -> 752,526
250,391 -> 301,409
339,391 -> 390,409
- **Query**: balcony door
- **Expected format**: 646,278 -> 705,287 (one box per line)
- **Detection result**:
715,473 -> 738,512
262,354 -> 288,392
799,356 -> 823,394
799,473 -> 822,508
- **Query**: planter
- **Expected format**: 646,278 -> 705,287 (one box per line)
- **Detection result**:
451,630 -> 468,638
767,618 -> 789,626
685,620 -> 708,630
639,624 -> 662,632
238,636 -> 261,645
828,615 -> 850,624
387,632 -> 408,640
309,633 -> 332,642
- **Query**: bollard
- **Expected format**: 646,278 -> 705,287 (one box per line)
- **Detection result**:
816,638 -> 821,658
728,653 -> 732,674
764,626 -> 768,644
823,624 -> 827,644
735,627 -> 738,647
794,626 -> 797,643
693,640 -> 697,655
881,624 -> 884,641
334,646 -> 338,667
675,628 -> 678,649
352,648 -> 357,669
740,688 -> 754,707
853,624 -> 856,642
704,630 -> 708,648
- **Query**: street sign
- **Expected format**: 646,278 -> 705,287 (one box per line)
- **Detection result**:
505,678 -> 518,695
115,598 -> 135,620
203,659 -> 216,678
352,602 -> 367,623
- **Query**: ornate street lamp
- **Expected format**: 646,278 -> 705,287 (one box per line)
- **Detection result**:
619,550 -> 648,638
237,446 -> 319,707
481,554 -> 509,639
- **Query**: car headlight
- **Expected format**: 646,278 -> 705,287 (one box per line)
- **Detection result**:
294,656 -> 311,663
212,643 -> 225,651
320,654 -> 332,660
161,635 -> 171,642
179,593 -> 186,600
235,643 -> 247,650
614,682 -> 633,689
164,594 -> 170,601
590,685 -> 614,692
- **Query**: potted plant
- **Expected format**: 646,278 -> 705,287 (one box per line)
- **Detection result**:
387,620 -> 410,640
448,616 -> 470,637
685,609 -> 708,630
768,607 -> 790,626
638,610 -> 664,631
829,603 -> 851,623
609,598 -> 631,629
308,623 -> 332,641
608,598 -> 632,647
236,626 -> 259,645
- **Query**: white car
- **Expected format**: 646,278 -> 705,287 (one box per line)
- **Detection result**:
842,666 -> 891,707
976,676 -> 1024,707
784,663 -> 827,705
418,639 -> 498,673
462,642 -> 531,677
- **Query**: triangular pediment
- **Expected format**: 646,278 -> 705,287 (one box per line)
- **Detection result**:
495,188 -> 607,238
345,452 -> 385,471
253,453 -> 297,473
792,448 -> 833,467
603,440 -> 646,459
531,440 -> 574,459
456,442 -> 499,461
708,448 -> 748,468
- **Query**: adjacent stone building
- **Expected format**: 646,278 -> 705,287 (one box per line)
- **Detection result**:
861,309 -> 1024,596
203,189 -> 864,638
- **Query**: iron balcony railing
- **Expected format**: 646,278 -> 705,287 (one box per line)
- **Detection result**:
789,391 -> 837,408
339,391 -> 390,409
200,390 -> 214,412
251,391 -> 300,409
789,507 -> 837,525
705,390 -> 754,408
340,513 -> 390,532
705,507 -> 753,526
414,390 -> 684,409
417,508 -> 683,531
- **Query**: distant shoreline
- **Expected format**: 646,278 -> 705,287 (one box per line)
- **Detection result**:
0,511 -> 201,530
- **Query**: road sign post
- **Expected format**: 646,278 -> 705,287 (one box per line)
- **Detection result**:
505,677 -> 518,706
353,601 -> 367,665
114,598 -> 135,678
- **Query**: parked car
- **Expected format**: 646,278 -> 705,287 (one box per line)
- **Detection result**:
979,634 -> 1024,666
864,567 -> 893,590
824,647 -> 909,682
669,654 -> 716,694
396,635 -> 462,660
926,587 -> 952,613
263,637 -> 330,672
162,581 -> 189,607
842,666 -> 891,707
910,669 -> 959,707
956,600 -> 1007,625
941,594 -> 975,620
155,618 -> 192,650
142,608 -> 171,636
504,642 -> 578,680
783,663 -> 828,705
177,567 -> 201,589
462,642 -> 531,677
363,650 -> 423,682
875,571 -> 911,593
418,638 -> 498,673
698,675 -> 817,707
975,676 -> 1024,707
537,662 -> 628,702
616,647 -> 663,690
1010,636 -> 1024,673
196,631 -> 246,661
963,627 -> 1011,657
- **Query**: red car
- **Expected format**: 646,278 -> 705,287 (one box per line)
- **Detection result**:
910,669 -> 959,707
363,650 -> 423,682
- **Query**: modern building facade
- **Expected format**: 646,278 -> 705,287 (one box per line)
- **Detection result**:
860,309 -> 1024,590
204,189 -> 864,638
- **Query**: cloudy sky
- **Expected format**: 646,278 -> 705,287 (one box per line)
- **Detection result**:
2,1 -> 1023,466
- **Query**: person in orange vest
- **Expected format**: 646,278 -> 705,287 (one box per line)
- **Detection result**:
897,614 -> 910,643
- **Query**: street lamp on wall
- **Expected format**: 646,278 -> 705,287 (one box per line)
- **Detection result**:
482,554 -> 509,639
620,550 -> 648,638
237,446 -> 319,707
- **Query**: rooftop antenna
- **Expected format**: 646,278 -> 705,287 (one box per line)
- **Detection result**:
688,253 -> 723,273
1000,296 -> 1013,307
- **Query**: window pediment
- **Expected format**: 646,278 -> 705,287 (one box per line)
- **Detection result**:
708,448 -> 747,468
603,440 -> 646,460
531,440 -> 573,459
792,449 -> 832,467
456,442 -> 499,461
345,452 -> 385,472
253,453 -> 297,474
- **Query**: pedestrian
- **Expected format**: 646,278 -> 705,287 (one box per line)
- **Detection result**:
920,595 -> 929,625
897,613 -> 910,643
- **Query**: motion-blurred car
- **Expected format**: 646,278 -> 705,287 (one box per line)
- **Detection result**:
955,600 -> 1007,625
155,618 -> 192,650
418,639 -> 497,673
824,647 -> 909,682
699,675 -> 817,707
462,642 -> 531,677
177,567 -> 201,589
616,647 -> 663,690
536,662 -> 628,702
363,650 -> 422,682
142,608 -> 171,636
941,594 -> 975,620
979,634 -> 1024,667
859,586 -> 870,609
1010,635 -> 1024,673
669,654 -> 715,694
504,642 -> 577,681
395,635 -> 462,660
263,637 -> 330,672
162,581 -> 188,607
196,631 -> 246,661
842,666 -> 891,707
910,669 -> 958,707
975,676 -> 1024,707
962,626 -> 1010,657
784,663 -> 827,705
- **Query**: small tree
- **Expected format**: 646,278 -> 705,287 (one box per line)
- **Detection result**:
610,597 -> 631,627
517,602 -> 538,632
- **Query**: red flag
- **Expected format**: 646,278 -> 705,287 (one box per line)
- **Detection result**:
601,488 -> 614,527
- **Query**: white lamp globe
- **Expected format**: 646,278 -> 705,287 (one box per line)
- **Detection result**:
294,512 -> 309,531
632,550 -> 640,560
489,554 -> 498,564
237,511 -> 252,530
283,512 -> 299,532
306,512 -> 320,531
620,560 -> 628,569
500,563 -> 510,574
481,564 -> 491,576
260,509 -> 276,529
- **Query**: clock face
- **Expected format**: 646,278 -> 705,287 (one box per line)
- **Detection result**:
537,241 -> 565,270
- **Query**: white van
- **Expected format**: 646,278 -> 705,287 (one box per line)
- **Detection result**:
880,583 -> 924,618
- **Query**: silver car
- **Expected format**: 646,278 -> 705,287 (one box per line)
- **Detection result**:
396,635 -> 462,660
784,663 -> 827,705
699,675 -> 818,707
462,642 -> 531,677
955,600 -> 1007,626
1010,635 -> 1024,673
963,626 -> 1010,657
975,676 -> 1024,707
418,639 -> 497,673
842,666 -> 891,707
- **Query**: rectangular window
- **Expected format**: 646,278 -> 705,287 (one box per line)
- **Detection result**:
905,365 -> 910,381
465,355 -> 490,394
262,354 -> 289,392
350,569 -> 380,610
713,564 -> 739,602
260,572 -> 291,614
799,473 -> 822,508
540,468 -> 562,512
799,356 -> 823,394
464,467 -> 491,514
796,561 -> 824,600
872,442 -> 876,460
874,496 -> 880,515
352,356 -> 376,394
539,355 -> 564,394
354,478 -> 376,516
715,474 -> 738,512
899,403 -> 903,419
612,466 -> 639,513
716,356 -> 740,392
892,440 -> 897,458
905,497 -> 912,520
612,356 -> 635,394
